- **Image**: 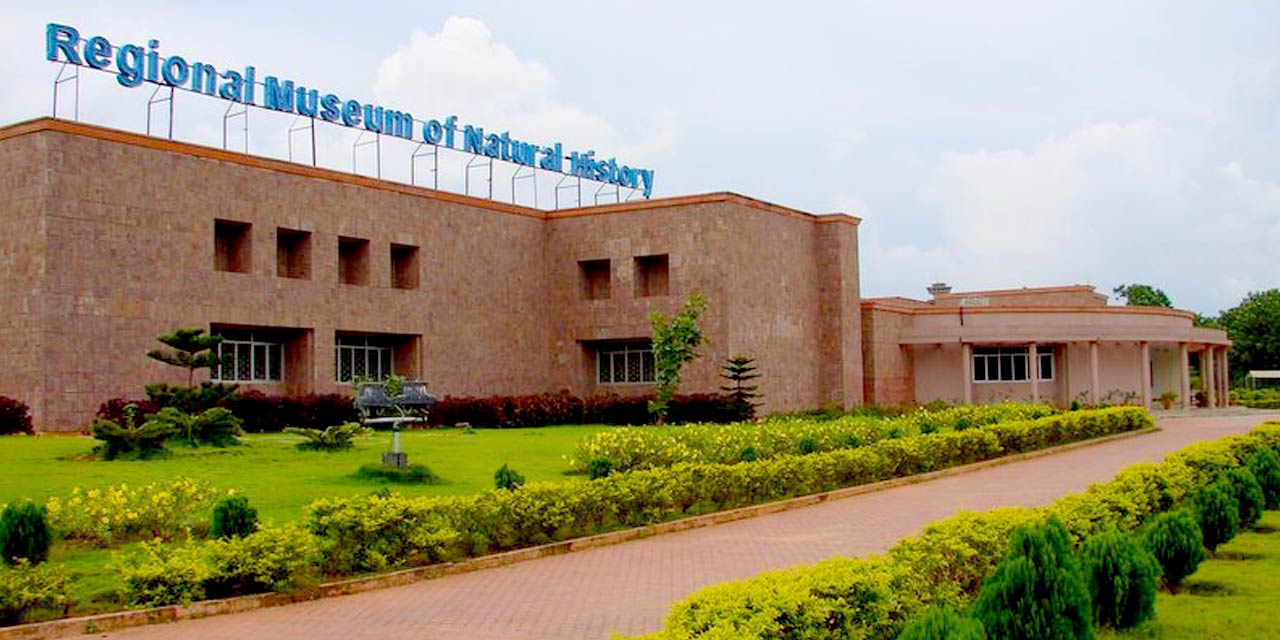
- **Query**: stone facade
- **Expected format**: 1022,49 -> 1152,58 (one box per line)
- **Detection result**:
0,119 -> 862,430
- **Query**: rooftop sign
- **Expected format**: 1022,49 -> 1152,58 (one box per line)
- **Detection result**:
44,22 -> 655,198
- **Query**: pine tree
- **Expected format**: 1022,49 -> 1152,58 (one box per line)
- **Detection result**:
146,328 -> 225,388
719,354 -> 762,419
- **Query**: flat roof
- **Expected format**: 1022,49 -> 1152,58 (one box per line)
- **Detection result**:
0,117 -> 860,227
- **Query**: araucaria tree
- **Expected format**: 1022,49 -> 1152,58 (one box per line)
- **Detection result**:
720,354 -> 762,419
649,293 -> 708,423
146,328 -> 224,388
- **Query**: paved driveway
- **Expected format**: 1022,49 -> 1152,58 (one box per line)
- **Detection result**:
98,412 -> 1277,640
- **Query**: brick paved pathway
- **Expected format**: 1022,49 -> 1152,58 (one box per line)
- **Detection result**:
98,412 -> 1277,640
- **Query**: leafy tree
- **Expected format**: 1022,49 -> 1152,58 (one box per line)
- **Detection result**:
1219,289 -> 1280,380
146,328 -> 225,388
1112,284 -> 1172,308
649,293 -> 708,423
719,354 -> 762,419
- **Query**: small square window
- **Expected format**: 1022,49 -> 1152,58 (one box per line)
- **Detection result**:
276,229 -> 311,279
634,254 -> 669,297
338,236 -> 370,285
580,259 -> 611,300
214,220 -> 251,273
391,244 -> 419,290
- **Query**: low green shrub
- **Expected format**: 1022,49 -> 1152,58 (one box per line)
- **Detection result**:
494,464 -> 526,490
91,403 -> 177,460
114,525 -> 320,606
303,408 -> 1150,575
1225,467 -> 1265,529
1079,531 -> 1158,630
972,519 -> 1094,640
285,423 -> 370,452
45,478 -> 221,547
0,559 -> 70,626
307,494 -> 461,574
587,458 -> 613,480
1246,448 -> 1280,509
897,606 -> 987,640
635,423 -> 1280,639
151,407 -> 244,448
1142,509 -> 1206,592
1192,479 -> 1239,552
0,501 -> 51,566
203,524 -> 319,598
354,463 -> 439,484
569,402 -> 1060,474
114,538 -> 212,606
211,496 -> 259,539
1232,387 -> 1280,409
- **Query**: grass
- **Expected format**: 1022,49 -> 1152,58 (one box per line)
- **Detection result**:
1,425 -> 615,618
0,425 -> 612,524
1102,511 -> 1280,639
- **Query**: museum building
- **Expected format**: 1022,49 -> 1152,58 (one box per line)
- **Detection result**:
0,118 -> 862,429
0,118 -> 1231,431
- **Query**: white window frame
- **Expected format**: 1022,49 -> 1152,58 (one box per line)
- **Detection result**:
335,336 -> 394,383
972,346 -> 1054,383
597,344 -> 656,385
213,332 -> 283,383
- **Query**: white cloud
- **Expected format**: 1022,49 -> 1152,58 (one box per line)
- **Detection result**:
372,16 -> 675,163
860,119 -> 1280,313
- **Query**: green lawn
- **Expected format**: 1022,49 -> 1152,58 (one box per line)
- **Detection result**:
1102,511 -> 1280,639
0,426 -> 610,524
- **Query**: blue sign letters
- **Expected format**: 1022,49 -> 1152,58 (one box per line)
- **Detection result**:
45,23 -> 655,198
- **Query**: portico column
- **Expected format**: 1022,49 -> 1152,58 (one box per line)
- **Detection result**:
1204,346 -> 1217,408
1220,348 -> 1231,406
961,342 -> 972,404
1140,341 -> 1152,409
1179,343 -> 1191,409
1029,343 -> 1040,403
1089,341 -> 1100,406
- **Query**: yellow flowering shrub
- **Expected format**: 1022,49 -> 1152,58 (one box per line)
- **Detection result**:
45,478 -> 222,547
569,403 -> 1060,474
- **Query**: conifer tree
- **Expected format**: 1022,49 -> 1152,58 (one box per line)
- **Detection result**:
146,328 -> 225,388
719,354 -> 762,419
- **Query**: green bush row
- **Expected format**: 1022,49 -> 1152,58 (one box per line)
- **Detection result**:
569,402 -> 1059,474
636,420 -> 1280,639
1232,387 -> 1280,409
113,524 -> 318,607
0,560 -> 70,626
307,408 -> 1149,575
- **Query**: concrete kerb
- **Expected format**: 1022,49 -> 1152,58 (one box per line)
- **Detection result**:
0,426 -> 1159,640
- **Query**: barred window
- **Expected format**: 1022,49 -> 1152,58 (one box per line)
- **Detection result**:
213,332 -> 283,382
597,344 -> 655,384
335,336 -> 394,383
972,346 -> 1054,382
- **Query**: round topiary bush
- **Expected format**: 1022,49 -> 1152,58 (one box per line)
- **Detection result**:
1080,530 -> 1159,629
1192,479 -> 1240,552
0,501 -> 52,565
897,605 -> 987,640
211,495 -> 259,539
1142,509 -> 1206,592
973,519 -> 1094,640
1246,449 -> 1280,510
1225,467 -> 1265,530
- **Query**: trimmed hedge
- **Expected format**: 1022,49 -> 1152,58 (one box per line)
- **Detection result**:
96,390 -> 745,432
569,402 -> 1058,474
306,408 -> 1151,575
429,392 -> 748,428
636,420 -> 1280,640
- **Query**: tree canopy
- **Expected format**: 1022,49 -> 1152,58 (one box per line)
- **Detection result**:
1219,289 -> 1280,378
1112,284 -> 1172,308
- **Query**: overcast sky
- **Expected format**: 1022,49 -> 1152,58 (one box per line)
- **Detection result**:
3,1 -> 1278,315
